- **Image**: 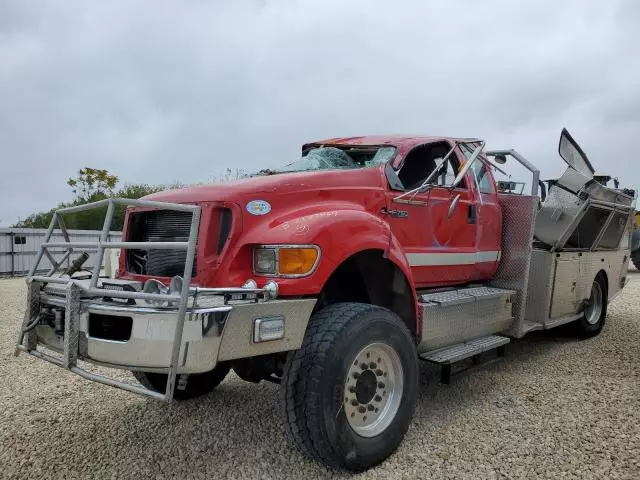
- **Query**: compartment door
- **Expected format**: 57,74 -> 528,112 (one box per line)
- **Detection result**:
550,254 -> 581,318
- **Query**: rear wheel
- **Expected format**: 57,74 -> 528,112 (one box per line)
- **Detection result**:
572,274 -> 607,338
132,363 -> 230,400
280,302 -> 419,472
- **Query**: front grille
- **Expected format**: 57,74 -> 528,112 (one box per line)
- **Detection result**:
127,210 -> 197,277
126,208 -> 233,277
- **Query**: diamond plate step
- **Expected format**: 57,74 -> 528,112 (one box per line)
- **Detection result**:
420,335 -> 510,364
420,286 -> 516,307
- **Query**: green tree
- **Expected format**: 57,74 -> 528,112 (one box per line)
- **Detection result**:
67,168 -> 118,201
12,167 -> 242,231
13,209 -> 57,229
14,169 -> 173,231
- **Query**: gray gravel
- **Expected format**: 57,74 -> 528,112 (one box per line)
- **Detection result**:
1,274 -> 639,480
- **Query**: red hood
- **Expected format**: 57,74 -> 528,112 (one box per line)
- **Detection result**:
144,167 -> 386,204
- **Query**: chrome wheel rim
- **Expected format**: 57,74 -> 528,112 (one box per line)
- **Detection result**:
585,281 -> 603,325
343,342 -> 404,438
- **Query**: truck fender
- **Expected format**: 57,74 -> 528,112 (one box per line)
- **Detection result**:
241,208 -> 420,333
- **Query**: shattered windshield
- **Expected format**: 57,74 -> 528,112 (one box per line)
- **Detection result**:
260,146 -> 397,174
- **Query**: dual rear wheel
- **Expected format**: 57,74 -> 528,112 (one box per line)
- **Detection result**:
572,273 -> 608,338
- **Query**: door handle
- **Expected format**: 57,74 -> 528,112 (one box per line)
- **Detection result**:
468,204 -> 476,224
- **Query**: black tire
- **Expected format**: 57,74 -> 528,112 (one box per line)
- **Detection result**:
132,363 -> 230,400
572,273 -> 607,339
631,250 -> 640,270
280,302 -> 419,472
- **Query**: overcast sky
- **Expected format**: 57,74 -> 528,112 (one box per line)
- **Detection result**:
1,0 -> 638,226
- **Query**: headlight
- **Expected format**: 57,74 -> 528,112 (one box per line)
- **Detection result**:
254,248 -> 278,275
253,245 -> 320,277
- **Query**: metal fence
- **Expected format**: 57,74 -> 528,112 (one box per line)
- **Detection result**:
0,228 -> 121,277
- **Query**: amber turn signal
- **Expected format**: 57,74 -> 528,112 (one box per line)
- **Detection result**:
278,247 -> 319,276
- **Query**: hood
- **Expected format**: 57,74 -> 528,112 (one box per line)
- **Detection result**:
143,167 -> 386,204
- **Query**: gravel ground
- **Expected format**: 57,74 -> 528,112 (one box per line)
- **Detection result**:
1,274 -> 639,480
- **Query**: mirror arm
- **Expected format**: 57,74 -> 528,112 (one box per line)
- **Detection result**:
452,141 -> 486,188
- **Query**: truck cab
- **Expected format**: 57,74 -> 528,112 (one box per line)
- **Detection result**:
298,135 -> 504,289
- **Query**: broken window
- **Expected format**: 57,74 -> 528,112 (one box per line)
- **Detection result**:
261,146 -> 397,175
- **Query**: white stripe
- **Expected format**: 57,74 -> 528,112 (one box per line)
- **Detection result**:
406,251 -> 501,267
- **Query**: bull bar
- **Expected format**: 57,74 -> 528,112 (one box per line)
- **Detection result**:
13,197 -> 282,402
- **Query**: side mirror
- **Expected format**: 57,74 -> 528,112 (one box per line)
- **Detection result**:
493,154 -> 507,164
452,142 -> 485,188
447,193 -> 461,218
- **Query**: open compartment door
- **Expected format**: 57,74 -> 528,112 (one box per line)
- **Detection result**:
558,128 -> 595,178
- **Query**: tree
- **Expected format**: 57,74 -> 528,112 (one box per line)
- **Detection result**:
67,168 -> 118,201
13,166 -> 249,231
14,172 -> 170,231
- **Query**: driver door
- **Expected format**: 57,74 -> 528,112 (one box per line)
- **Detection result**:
384,141 -> 478,288
419,151 -> 478,287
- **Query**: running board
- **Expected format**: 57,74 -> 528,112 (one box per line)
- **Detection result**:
420,335 -> 510,384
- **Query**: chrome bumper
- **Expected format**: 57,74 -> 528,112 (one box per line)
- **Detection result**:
15,278 -> 316,401
33,295 -> 316,373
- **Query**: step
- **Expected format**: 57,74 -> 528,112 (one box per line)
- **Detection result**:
419,286 -> 516,351
420,335 -> 510,364
420,286 -> 516,307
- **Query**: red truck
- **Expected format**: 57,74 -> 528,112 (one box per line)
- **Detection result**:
15,129 -> 636,471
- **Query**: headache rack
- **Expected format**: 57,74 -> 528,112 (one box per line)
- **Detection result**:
13,197 -> 274,402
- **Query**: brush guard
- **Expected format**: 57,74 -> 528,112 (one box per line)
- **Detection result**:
13,197 -> 277,402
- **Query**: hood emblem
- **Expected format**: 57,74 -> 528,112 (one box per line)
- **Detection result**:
246,200 -> 272,216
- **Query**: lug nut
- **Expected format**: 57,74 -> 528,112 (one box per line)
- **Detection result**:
360,363 -> 368,370
375,369 -> 383,376
369,362 -> 377,369
348,386 -> 356,393
378,382 -> 385,389
358,406 -> 366,413
352,372 -> 360,379
374,395 -> 382,402
351,399 -> 358,406
368,405 -> 375,411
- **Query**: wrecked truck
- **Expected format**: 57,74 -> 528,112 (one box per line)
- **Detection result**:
15,129 -> 636,471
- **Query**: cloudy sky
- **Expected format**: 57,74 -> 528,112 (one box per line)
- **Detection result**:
1,0 -> 638,226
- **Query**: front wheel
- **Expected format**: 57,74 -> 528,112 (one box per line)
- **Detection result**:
280,303 -> 419,472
